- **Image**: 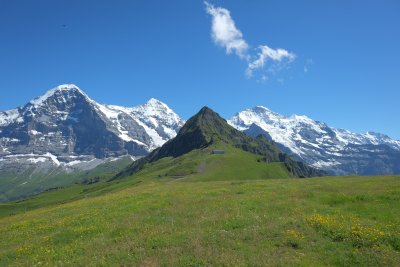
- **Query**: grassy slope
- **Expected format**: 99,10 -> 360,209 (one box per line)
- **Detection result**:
0,175 -> 145,218
0,156 -> 133,202
134,142 -> 293,181
0,175 -> 399,266
0,142 -> 291,217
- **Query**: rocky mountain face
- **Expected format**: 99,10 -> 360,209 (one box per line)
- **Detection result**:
0,84 -> 184,159
117,107 -> 324,179
228,106 -> 400,175
0,84 -> 184,201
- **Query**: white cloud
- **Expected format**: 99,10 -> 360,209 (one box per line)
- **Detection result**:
204,1 -> 248,59
246,45 -> 295,77
204,2 -> 296,80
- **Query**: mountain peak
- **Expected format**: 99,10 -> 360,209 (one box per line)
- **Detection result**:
252,106 -> 283,118
55,84 -> 88,96
133,106 -> 234,161
29,84 -> 90,107
254,105 -> 272,112
55,83 -> 81,90
198,106 -> 215,115
195,106 -> 222,119
146,98 -> 166,107
141,98 -> 175,114
184,106 -> 227,133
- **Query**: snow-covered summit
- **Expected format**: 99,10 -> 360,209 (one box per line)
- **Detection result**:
1,84 -> 91,127
132,99 -> 183,129
146,97 -> 167,107
29,84 -> 91,108
228,106 -> 400,175
96,98 -> 184,150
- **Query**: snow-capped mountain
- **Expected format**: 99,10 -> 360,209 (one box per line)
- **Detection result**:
97,98 -> 184,152
0,84 -> 184,159
228,106 -> 400,175
0,84 -> 184,201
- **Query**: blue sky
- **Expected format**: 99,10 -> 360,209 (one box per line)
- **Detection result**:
0,0 -> 399,139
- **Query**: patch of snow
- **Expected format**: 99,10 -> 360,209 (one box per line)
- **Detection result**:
96,103 -> 121,120
132,117 -> 165,149
103,104 -> 134,115
65,160 -> 83,166
117,130 -> 134,142
0,109 -> 20,126
0,137 -> 20,142
163,126 -> 178,140
27,157 -> 47,163
30,130 -> 40,135
106,155 -> 135,162
311,160 -> 340,168
96,104 -> 139,143
3,153 -> 36,158
44,152 -> 60,166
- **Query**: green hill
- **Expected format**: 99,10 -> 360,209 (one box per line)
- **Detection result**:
126,142 -> 292,181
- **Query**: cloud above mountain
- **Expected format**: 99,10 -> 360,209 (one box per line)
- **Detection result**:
204,1 -> 295,80
204,1 -> 249,59
246,45 -> 295,77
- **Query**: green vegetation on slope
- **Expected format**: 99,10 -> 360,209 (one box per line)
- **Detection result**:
0,175 -> 399,266
132,142 -> 292,181
0,142 -> 292,218
0,156 -> 133,202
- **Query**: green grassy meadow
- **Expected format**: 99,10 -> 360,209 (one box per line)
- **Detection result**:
0,174 -> 399,266
125,142 -> 294,181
